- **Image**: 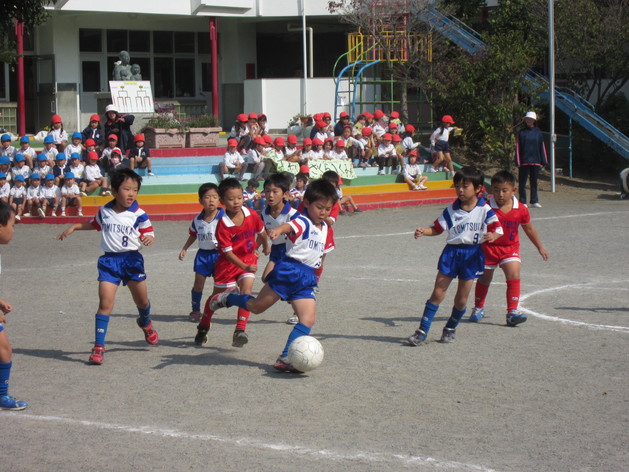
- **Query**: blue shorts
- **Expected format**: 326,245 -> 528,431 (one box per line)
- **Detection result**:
98,251 -> 147,286
437,244 -> 484,280
266,257 -> 316,302
13,197 -> 23,205
434,140 -> 450,153
269,244 -> 286,263
193,249 -> 219,277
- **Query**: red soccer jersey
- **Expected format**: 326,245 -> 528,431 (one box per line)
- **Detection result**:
488,196 -> 530,247
215,206 -> 264,258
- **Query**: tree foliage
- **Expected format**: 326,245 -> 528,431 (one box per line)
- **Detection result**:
0,0 -> 55,63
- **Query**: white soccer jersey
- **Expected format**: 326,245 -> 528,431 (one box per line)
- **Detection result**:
26,185 -> 41,200
61,183 -> 80,196
39,184 -> 60,199
84,164 -> 103,182
189,208 -> 224,250
11,165 -> 30,180
285,214 -> 334,269
432,198 -> 503,245
9,186 -> 26,199
223,150 -> 244,168
64,143 -> 83,158
90,200 -> 154,252
0,182 -> 10,198
263,202 -> 299,246
69,163 -> 85,179
290,187 -> 305,201
243,188 -> 258,203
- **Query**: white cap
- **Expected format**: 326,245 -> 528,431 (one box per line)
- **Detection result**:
105,104 -> 118,113
523,111 -> 537,121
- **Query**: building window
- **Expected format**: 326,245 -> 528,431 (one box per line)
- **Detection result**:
175,59 -> 195,97
80,29 -> 102,53
153,31 -> 173,54
129,31 -> 151,53
201,62 -> 212,91
175,32 -> 195,54
198,33 -> 210,54
107,30 -> 128,53
0,64 -> 7,100
154,57 -> 174,97
82,61 -> 101,92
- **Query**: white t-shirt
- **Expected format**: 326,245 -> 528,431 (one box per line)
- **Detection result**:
39,184 -> 60,199
404,163 -> 422,177
10,186 -> 26,199
84,164 -> 103,182
430,127 -> 453,146
377,143 -> 395,157
61,183 -> 80,196
247,149 -> 264,165
26,185 -> 41,200
48,128 -> 68,145
309,149 -> 324,160
402,136 -> 419,152
43,147 -> 59,161
327,149 -> 348,160
0,182 -> 10,198
223,150 -> 244,168
64,143 -> 83,158
69,163 -> 85,180
11,165 -> 30,180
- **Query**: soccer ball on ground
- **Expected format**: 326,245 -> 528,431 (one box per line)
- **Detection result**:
287,335 -> 324,372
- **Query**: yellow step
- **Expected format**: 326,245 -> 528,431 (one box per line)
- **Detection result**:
343,181 -> 453,195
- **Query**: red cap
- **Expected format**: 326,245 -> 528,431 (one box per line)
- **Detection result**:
339,111 -> 349,118
312,138 -> 323,145
248,112 -> 258,120
361,127 -> 372,137
227,138 -> 238,147
335,140 -> 345,147
287,135 -> 298,144
441,115 -> 455,124
108,134 -> 118,141
405,124 -> 416,132
362,112 -> 373,119
392,134 -> 402,142
323,112 -> 332,118
274,137 -> 285,146
263,135 -> 273,145
237,113 -> 248,122
85,139 -> 96,147
408,150 -> 418,157
316,120 -> 327,129
111,147 -> 122,155
382,133 -> 392,140
302,138 -> 312,145
388,122 -> 398,129
51,114 -> 62,123
389,111 -> 399,119
324,137 -> 334,143
300,164 -> 310,174
313,113 -> 323,122
89,114 -> 100,122
87,151 -> 99,160
134,134 -> 145,142
373,110 -> 385,119
253,137 -> 266,145
257,113 -> 267,120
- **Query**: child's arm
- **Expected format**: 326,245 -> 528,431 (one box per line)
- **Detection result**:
257,231 -> 270,256
0,298 -> 12,324
521,222 -> 550,260
179,234 -> 197,260
267,222 -> 293,241
414,226 -> 440,238
224,250 -> 257,273
56,221 -> 95,240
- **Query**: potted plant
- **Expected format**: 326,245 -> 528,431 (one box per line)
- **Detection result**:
141,112 -> 186,149
185,113 -> 222,148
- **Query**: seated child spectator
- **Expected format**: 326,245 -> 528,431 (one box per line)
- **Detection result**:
356,127 -> 376,168
371,110 -> 387,138
82,114 -> 104,148
229,114 -> 250,152
284,135 -> 301,163
39,174 -> 61,217
41,136 -> 59,166
376,133 -> 398,175
104,104 -> 135,154
10,155 -> 30,183
392,134 -> 406,171
334,111 -> 352,137
257,113 -> 270,136
309,138 -> 325,160
388,111 -> 403,129
47,114 -> 68,152
388,121 -> 400,137
101,134 -> 119,172
18,137 -> 36,169
328,140 -> 349,161
0,134 -> 16,160
402,125 -> 420,156
8,175 -> 26,221
322,138 -> 334,159
246,137 -> 267,180
106,148 -> 127,175
69,154 -> 86,191
60,172 -> 83,217
300,138 -> 313,162
0,173 -> 9,202
0,157 -> 10,185
34,154 -> 52,179
24,173 -> 44,217
128,134 -> 153,175
243,178 -> 262,212
273,137 -> 285,160
64,132 -> 84,159
290,173 -> 308,208
219,138 -> 245,181
353,113 -> 369,136
338,125 -> 363,166
82,139 -> 98,162
404,151 -> 429,190
81,151 -> 111,196
53,154 -> 70,186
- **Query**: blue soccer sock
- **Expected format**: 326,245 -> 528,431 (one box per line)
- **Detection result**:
419,301 -> 440,334
281,323 -> 311,358
95,313 -> 110,347
445,306 -> 467,330
191,290 -> 203,312
0,361 -> 11,396
226,294 -> 253,310
137,303 -> 152,327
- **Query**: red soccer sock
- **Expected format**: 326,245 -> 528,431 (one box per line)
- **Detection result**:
199,297 -> 215,328
474,282 -> 490,308
506,279 -> 521,312
235,307 -> 250,331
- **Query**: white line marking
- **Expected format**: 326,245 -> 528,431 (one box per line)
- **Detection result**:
520,284 -> 629,333
8,413 -> 497,472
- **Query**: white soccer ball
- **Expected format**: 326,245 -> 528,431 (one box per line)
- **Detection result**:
287,336 -> 324,372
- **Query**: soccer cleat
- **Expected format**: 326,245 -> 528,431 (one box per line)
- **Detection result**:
0,395 -> 28,410
469,307 -> 485,323
37,207 -> 46,217
440,327 -> 456,343
506,311 -> 528,326
194,324 -> 211,346
273,356 -> 303,373
136,319 -> 159,345
286,315 -> 299,325
407,329 -> 427,346
232,330 -> 249,347
189,311 -> 201,323
88,344 -> 105,365
209,287 -> 239,311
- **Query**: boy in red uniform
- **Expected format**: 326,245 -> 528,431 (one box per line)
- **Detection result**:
470,170 -> 549,326
194,178 -> 268,347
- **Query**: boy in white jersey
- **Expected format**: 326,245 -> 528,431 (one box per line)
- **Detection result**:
210,179 -> 337,373
60,172 -> 83,217
406,166 -> 503,345
178,183 -> 224,322
57,168 -> 158,365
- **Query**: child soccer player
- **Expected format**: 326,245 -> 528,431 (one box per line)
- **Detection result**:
179,183 -> 224,323
469,170 -> 549,326
193,178 -> 268,348
406,166 -> 503,345
56,168 -> 158,365
60,172 -> 83,217
0,201 -> 27,410
209,178 -> 337,372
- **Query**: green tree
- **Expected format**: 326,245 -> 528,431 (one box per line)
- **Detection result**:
0,0 -> 55,63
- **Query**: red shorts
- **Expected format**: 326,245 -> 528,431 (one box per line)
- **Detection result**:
482,244 -> 521,269
213,253 -> 258,288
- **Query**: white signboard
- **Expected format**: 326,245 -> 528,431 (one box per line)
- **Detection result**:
109,81 -> 154,114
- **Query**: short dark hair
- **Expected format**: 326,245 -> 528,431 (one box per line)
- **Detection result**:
219,177 -> 244,198
198,182 -> 219,199
111,168 -> 142,191
453,166 -> 484,189
303,178 -> 338,205
247,178 -> 259,189
296,174 -> 308,184
264,173 -> 291,193
0,200 -> 15,225
491,170 -> 517,187
321,170 -> 339,187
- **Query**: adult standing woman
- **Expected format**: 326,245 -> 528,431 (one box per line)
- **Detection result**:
516,111 -> 547,208
104,104 -> 135,155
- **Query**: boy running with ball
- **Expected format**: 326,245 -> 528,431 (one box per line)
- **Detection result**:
57,168 -> 158,365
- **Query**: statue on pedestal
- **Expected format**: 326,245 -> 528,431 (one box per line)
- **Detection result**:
112,50 -> 142,81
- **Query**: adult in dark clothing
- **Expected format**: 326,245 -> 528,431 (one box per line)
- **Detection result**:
104,104 -> 135,155
516,111 -> 547,208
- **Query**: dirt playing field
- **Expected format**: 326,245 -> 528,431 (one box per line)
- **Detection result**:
1,176 -> 628,471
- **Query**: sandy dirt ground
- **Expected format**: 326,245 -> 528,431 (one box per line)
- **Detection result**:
1,178 -> 628,472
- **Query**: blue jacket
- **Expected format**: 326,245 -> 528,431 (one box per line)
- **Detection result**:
516,126 -> 547,166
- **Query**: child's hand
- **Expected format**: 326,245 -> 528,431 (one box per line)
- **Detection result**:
245,264 -> 258,273
263,245 -> 271,256
483,232 -> 501,243
414,227 -> 425,239
57,228 -> 73,240
0,299 -> 12,315
539,248 -> 550,261
140,235 -> 154,246
267,228 -> 282,240
179,249 -> 187,261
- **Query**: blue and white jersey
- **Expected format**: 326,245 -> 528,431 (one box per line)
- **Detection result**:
263,202 -> 299,246
285,214 -> 334,269
189,208 -> 224,250
91,200 -> 154,253
432,197 -> 503,245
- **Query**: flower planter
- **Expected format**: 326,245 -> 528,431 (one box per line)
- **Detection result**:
186,127 -> 222,148
143,128 -> 185,149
